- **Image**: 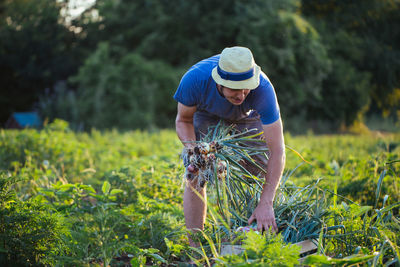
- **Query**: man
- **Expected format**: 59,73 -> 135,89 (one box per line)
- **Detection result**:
174,46 -> 285,245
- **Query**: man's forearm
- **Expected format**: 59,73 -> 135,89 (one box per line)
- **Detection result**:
259,149 -> 285,204
176,120 -> 196,147
248,143 -> 284,232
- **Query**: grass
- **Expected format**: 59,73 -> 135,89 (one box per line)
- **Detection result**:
0,120 -> 399,266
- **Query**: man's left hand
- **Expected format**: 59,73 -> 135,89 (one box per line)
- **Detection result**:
248,202 -> 278,233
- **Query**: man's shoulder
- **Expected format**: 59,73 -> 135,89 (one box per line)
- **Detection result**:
250,72 -> 274,96
175,55 -> 219,103
259,71 -> 273,88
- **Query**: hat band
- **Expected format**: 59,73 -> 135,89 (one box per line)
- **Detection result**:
217,66 -> 254,81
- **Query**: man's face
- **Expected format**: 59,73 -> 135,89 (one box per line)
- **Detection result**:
218,85 -> 250,105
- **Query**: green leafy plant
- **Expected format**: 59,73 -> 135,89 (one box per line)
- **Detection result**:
183,124 -> 330,243
0,123 -> 398,265
0,172 -> 67,266
215,231 -> 301,266
183,124 -> 399,266
46,180 -> 131,266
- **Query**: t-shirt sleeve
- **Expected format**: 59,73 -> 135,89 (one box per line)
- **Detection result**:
173,70 -> 199,107
253,80 -> 280,125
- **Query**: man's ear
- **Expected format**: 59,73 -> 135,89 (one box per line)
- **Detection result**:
216,84 -> 224,94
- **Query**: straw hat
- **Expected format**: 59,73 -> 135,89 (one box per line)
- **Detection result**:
211,46 -> 261,90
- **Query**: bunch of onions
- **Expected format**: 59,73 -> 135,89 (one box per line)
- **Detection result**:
182,141 -> 227,188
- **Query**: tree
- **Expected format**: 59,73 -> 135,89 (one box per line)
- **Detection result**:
301,0 -> 400,120
41,42 -> 182,130
75,0 -> 332,131
0,0 -> 79,125
234,2 -> 331,128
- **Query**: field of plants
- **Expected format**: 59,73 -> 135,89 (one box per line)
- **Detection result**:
0,119 -> 399,266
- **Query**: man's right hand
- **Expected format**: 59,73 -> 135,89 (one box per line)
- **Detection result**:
187,164 -> 197,173
186,164 -> 198,180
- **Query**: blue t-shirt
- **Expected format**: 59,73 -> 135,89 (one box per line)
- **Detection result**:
173,55 -> 280,125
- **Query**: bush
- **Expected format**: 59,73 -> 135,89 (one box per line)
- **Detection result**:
215,232 -> 301,266
0,173 -> 67,266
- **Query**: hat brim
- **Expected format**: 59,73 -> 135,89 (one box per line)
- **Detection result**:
211,65 -> 261,90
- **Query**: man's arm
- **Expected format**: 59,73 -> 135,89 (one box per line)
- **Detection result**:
175,102 -> 197,147
248,118 -> 285,232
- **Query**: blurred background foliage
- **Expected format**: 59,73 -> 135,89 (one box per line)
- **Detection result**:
0,0 -> 399,133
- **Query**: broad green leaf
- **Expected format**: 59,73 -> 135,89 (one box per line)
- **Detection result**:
304,254 -> 376,266
303,255 -> 336,265
148,253 -> 167,263
110,189 -> 124,195
102,181 -> 111,195
58,184 -> 75,192
146,248 -> 159,254
39,189 -> 55,198
79,184 -> 96,193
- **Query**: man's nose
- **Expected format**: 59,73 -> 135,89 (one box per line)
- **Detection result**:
237,90 -> 246,98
